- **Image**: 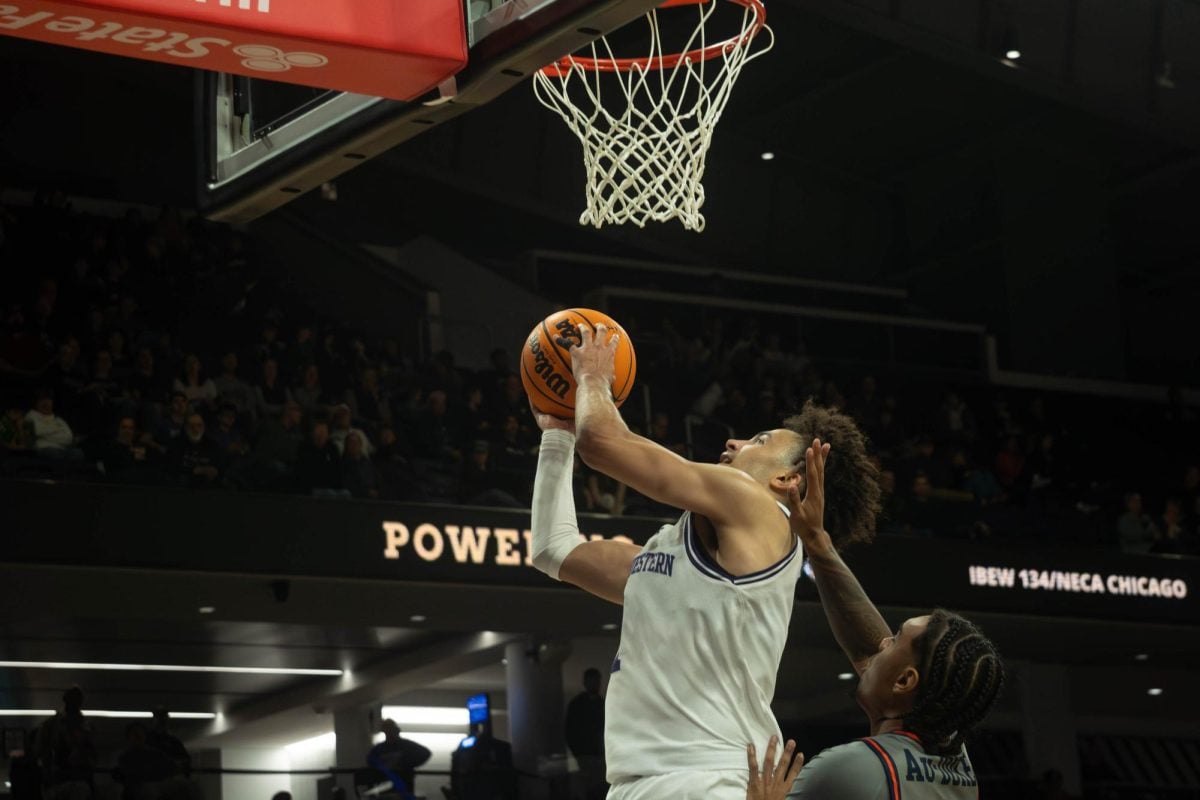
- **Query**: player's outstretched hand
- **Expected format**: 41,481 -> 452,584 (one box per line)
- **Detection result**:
785,438 -> 833,552
530,401 -> 575,436
746,735 -> 804,800
569,322 -> 618,389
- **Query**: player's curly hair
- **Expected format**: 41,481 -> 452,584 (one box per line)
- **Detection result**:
782,400 -> 881,549
905,609 -> 1006,755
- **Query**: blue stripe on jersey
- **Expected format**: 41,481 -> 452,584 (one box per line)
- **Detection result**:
682,511 -> 800,585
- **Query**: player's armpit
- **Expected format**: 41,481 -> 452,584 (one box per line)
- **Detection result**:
558,538 -> 643,605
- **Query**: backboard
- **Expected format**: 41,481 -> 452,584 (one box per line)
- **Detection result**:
197,0 -> 665,223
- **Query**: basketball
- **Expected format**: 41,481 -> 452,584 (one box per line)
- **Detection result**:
521,308 -> 637,418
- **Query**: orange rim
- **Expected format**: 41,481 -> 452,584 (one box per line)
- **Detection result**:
539,0 -> 766,76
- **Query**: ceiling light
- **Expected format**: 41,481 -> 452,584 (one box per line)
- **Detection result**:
198,606 -> 215,614
1134,653 -> 1149,662
838,672 -> 855,681
601,623 -> 618,631
1147,688 -> 1164,696
760,152 -> 775,161
410,615 -> 427,623
1005,49 -> 1021,60
0,709 -> 215,719
380,706 -> 469,727
0,660 -> 342,677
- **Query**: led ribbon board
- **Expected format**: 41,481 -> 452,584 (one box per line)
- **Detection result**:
0,0 -> 468,101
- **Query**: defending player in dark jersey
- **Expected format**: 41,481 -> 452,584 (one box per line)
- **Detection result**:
746,451 -> 1006,800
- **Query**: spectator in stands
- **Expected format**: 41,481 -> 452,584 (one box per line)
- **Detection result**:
374,426 -> 414,500
493,412 -> 534,473
213,351 -> 255,420
295,419 -> 345,496
905,435 -> 949,488
1151,499 -> 1193,555
330,404 -> 372,457
459,385 -> 491,446
341,431 -> 380,499
173,355 -> 217,413
584,467 -> 626,516
868,399 -> 905,457
1178,465 -> 1200,531
459,440 -> 522,508
78,349 -> 127,429
106,330 -> 131,380
251,400 -> 304,488
876,468 -> 905,533
648,411 -> 686,455
413,390 -> 460,463
254,357 -> 290,420
152,392 -> 189,448
167,414 -> 223,488
25,388 -> 82,459
994,435 -> 1026,492
480,347 -> 513,403
904,472 -> 938,536
43,338 -> 87,419
253,321 -> 287,367
127,348 -> 167,413
937,391 -> 977,445
351,366 -> 390,427
209,404 -> 247,458
1116,492 -> 1158,553
292,363 -> 326,418
490,374 -> 534,439
317,331 -> 351,399
1,406 -> 34,451
100,417 -> 151,483
36,686 -> 96,800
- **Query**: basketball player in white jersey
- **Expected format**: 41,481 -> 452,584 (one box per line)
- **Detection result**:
745,476 -> 1006,800
530,323 -> 881,800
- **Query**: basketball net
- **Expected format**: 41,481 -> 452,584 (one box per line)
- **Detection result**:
533,0 -> 773,233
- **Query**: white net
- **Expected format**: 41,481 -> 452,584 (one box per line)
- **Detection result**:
533,0 -> 773,232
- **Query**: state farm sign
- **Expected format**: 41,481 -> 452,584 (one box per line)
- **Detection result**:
0,1 -> 466,101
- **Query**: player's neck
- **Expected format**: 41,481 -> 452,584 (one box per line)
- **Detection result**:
870,714 -> 907,738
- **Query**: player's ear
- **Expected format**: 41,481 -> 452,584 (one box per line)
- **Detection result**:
769,470 -> 801,492
893,666 -> 920,697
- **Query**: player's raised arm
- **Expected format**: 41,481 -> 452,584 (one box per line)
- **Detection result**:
784,441 -> 891,675
530,408 -> 641,605
570,324 -> 775,533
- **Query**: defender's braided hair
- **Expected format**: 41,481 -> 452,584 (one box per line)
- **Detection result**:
783,400 -> 881,549
905,609 -> 1006,755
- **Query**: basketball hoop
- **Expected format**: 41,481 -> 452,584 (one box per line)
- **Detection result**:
533,0 -> 773,232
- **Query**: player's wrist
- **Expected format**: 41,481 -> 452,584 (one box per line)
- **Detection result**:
541,428 -> 576,447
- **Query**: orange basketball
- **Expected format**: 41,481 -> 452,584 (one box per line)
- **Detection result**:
520,308 -> 637,418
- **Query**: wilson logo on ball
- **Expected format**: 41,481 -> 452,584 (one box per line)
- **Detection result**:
527,334 -> 571,399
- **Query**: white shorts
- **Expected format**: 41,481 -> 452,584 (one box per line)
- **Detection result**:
607,770 -> 747,800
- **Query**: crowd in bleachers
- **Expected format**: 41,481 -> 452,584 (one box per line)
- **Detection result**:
1,194 -> 1197,557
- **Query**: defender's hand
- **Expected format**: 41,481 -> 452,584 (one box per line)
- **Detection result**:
570,322 -> 618,389
785,438 -> 833,553
747,736 -> 804,800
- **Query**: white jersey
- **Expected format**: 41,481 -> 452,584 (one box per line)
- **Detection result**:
605,507 -> 803,782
